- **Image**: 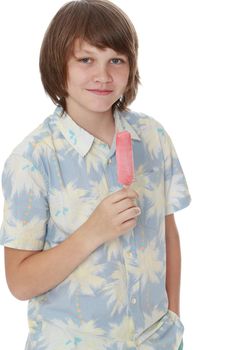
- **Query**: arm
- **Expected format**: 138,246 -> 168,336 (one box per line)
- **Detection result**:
165,213 -> 182,317
4,219 -> 102,301
4,187 -> 139,301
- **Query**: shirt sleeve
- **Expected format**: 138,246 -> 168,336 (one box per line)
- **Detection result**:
157,124 -> 192,216
0,153 -> 49,250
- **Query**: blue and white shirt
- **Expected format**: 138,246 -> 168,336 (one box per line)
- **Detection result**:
0,106 -> 191,350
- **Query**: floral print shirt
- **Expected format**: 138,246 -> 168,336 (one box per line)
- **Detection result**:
0,106 -> 191,350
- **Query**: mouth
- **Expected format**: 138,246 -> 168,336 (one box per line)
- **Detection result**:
86,89 -> 113,96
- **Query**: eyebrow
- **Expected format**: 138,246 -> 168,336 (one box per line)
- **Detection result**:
75,49 -> 126,56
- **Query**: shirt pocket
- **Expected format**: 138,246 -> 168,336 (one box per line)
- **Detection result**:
47,190 -> 99,244
131,167 -> 165,228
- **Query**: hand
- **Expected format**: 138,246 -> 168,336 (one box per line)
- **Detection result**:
86,187 -> 141,245
168,308 -> 180,318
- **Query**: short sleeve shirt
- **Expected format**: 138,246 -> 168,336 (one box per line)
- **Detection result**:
0,106 -> 191,350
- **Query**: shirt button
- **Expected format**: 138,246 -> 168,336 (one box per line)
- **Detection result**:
127,251 -> 133,258
107,158 -> 112,164
131,297 -> 137,304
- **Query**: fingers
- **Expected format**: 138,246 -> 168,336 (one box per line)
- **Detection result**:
115,197 -> 138,214
120,206 -> 141,224
111,186 -> 139,204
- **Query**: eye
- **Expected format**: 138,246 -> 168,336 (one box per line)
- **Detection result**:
111,58 -> 125,64
77,57 -> 92,64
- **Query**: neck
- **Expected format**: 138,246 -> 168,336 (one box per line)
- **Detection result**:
65,99 -> 116,145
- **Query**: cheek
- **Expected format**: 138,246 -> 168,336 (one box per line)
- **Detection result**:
67,67 -> 88,89
123,68 -> 130,86
114,69 -> 130,88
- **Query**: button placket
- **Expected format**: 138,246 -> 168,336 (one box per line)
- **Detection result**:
127,251 -> 133,258
131,297 -> 137,304
105,157 -> 113,190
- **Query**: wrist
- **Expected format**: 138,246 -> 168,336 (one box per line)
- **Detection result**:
82,218 -> 104,250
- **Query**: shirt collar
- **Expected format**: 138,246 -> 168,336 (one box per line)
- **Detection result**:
54,106 -> 141,157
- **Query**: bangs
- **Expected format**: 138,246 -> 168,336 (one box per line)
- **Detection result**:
68,1 -> 135,56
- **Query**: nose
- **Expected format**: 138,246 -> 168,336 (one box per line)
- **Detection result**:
93,64 -> 113,83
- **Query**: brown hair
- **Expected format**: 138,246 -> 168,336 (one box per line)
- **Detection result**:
39,0 -> 140,114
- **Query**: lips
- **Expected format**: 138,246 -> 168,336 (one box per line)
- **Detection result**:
86,89 -> 113,96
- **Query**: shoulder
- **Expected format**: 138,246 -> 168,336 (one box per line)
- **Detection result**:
11,114 -> 55,155
2,112 -> 57,181
121,108 -> 169,139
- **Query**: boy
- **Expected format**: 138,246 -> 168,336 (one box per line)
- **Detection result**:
0,1 -> 191,349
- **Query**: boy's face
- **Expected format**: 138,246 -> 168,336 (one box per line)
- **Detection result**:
65,39 -> 130,117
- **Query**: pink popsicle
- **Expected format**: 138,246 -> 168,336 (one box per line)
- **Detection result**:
116,131 -> 135,187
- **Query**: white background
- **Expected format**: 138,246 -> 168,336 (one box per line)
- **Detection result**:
0,0 -> 232,349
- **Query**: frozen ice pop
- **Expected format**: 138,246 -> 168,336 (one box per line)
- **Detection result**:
116,131 -> 135,187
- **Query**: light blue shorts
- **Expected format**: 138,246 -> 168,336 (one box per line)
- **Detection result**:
136,310 -> 184,350
178,339 -> 184,350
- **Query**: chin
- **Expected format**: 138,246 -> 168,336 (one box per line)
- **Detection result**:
87,102 -> 115,113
